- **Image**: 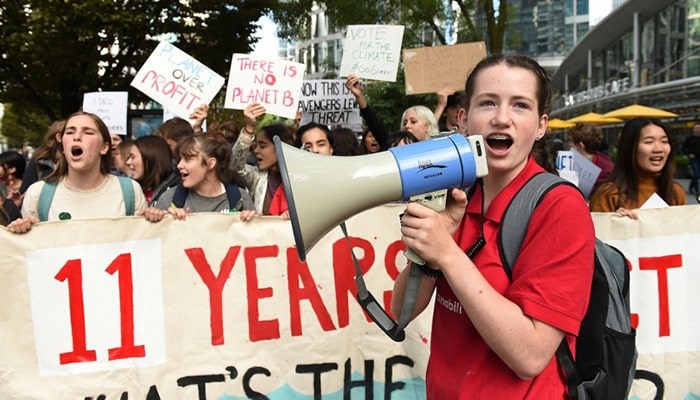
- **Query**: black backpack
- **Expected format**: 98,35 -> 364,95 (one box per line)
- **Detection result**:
497,172 -> 638,400
171,183 -> 242,211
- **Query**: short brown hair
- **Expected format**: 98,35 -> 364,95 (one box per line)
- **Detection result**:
567,123 -> 603,153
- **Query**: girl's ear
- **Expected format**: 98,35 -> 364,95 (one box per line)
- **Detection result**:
207,157 -> 217,171
457,108 -> 468,134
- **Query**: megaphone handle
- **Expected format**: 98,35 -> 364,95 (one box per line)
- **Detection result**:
404,247 -> 426,265
403,190 -> 448,266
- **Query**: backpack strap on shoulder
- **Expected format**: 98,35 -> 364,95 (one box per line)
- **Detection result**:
224,183 -> 243,211
37,181 -> 58,222
498,171 -> 585,399
117,176 -> 135,216
171,183 -> 189,208
499,172 -> 573,279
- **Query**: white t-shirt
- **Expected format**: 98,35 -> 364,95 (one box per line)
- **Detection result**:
22,175 -> 146,221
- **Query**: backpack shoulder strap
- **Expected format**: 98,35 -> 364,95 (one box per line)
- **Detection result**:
499,172 -> 573,279
224,183 -> 243,211
171,183 -> 189,208
117,176 -> 135,216
37,181 -> 58,222
499,172 -> 586,398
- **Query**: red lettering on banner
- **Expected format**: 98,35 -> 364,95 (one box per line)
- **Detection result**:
106,254 -> 146,360
627,259 -> 640,329
55,259 -> 98,364
286,248 -> 336,336
384,240 -> 406,280
638,254 -> 683,337
244,246 -> 281,342
184,247 -> 241,346
333,237 -> 375,327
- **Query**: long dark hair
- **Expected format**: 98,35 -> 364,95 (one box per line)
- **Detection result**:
608,117 -> 681,206
133,135 -> 173,191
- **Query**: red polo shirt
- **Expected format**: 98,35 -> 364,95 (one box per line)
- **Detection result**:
426,157 -> 595,399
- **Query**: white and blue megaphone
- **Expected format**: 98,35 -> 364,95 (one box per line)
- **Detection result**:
274,133 -> 489,263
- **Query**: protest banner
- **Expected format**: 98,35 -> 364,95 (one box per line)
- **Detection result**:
82,92 -> 129,135
591,206 -> 700,400
339,25 -> 404,82
0,206 -> 431,399
130,42 -> 225,120
298,80 -> 362,130
403,42 -> 486,95
2,205 -> 699,399
225,54 -> 305,120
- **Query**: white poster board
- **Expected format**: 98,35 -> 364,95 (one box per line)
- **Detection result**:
82,92 -> 129,135
339,25 -> 404,82
298,80 -> 362,130
224,54 -> 305,119
556,150 -> 602,199
130,42 -> 225,120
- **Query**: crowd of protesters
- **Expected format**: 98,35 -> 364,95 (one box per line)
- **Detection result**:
1,54 -> 696,400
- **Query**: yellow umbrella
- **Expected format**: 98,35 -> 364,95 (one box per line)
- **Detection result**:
565,112 -> 623,125
548,118 -> 575,130
602,104 -> 678,119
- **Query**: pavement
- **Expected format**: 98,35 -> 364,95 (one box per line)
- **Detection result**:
677,178 -> 699,204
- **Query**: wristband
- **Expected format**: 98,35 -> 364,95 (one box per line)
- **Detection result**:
414,262 -> 442,278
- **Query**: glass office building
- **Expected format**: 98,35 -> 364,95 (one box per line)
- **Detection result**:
551,0 -> 700,122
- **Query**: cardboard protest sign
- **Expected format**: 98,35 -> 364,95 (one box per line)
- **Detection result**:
130,42 -> 225,120
82,92 -> 129,135
339,25 -> 404,82
298,80 -> 362,130
403,41 -> 486,95
225,54 -> 305,119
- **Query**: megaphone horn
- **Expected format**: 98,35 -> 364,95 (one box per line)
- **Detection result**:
275,134 -> 489,262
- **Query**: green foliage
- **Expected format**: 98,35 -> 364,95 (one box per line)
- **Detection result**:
0,0 -> 274,145
362,68 -> 436,132
269,0 -> 509,131
0,104 -> 50,146
271,0 -> 506,51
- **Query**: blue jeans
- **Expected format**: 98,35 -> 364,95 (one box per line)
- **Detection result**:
689,157 -> 700,193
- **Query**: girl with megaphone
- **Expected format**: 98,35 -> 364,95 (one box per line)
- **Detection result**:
391,54 -> 596,399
